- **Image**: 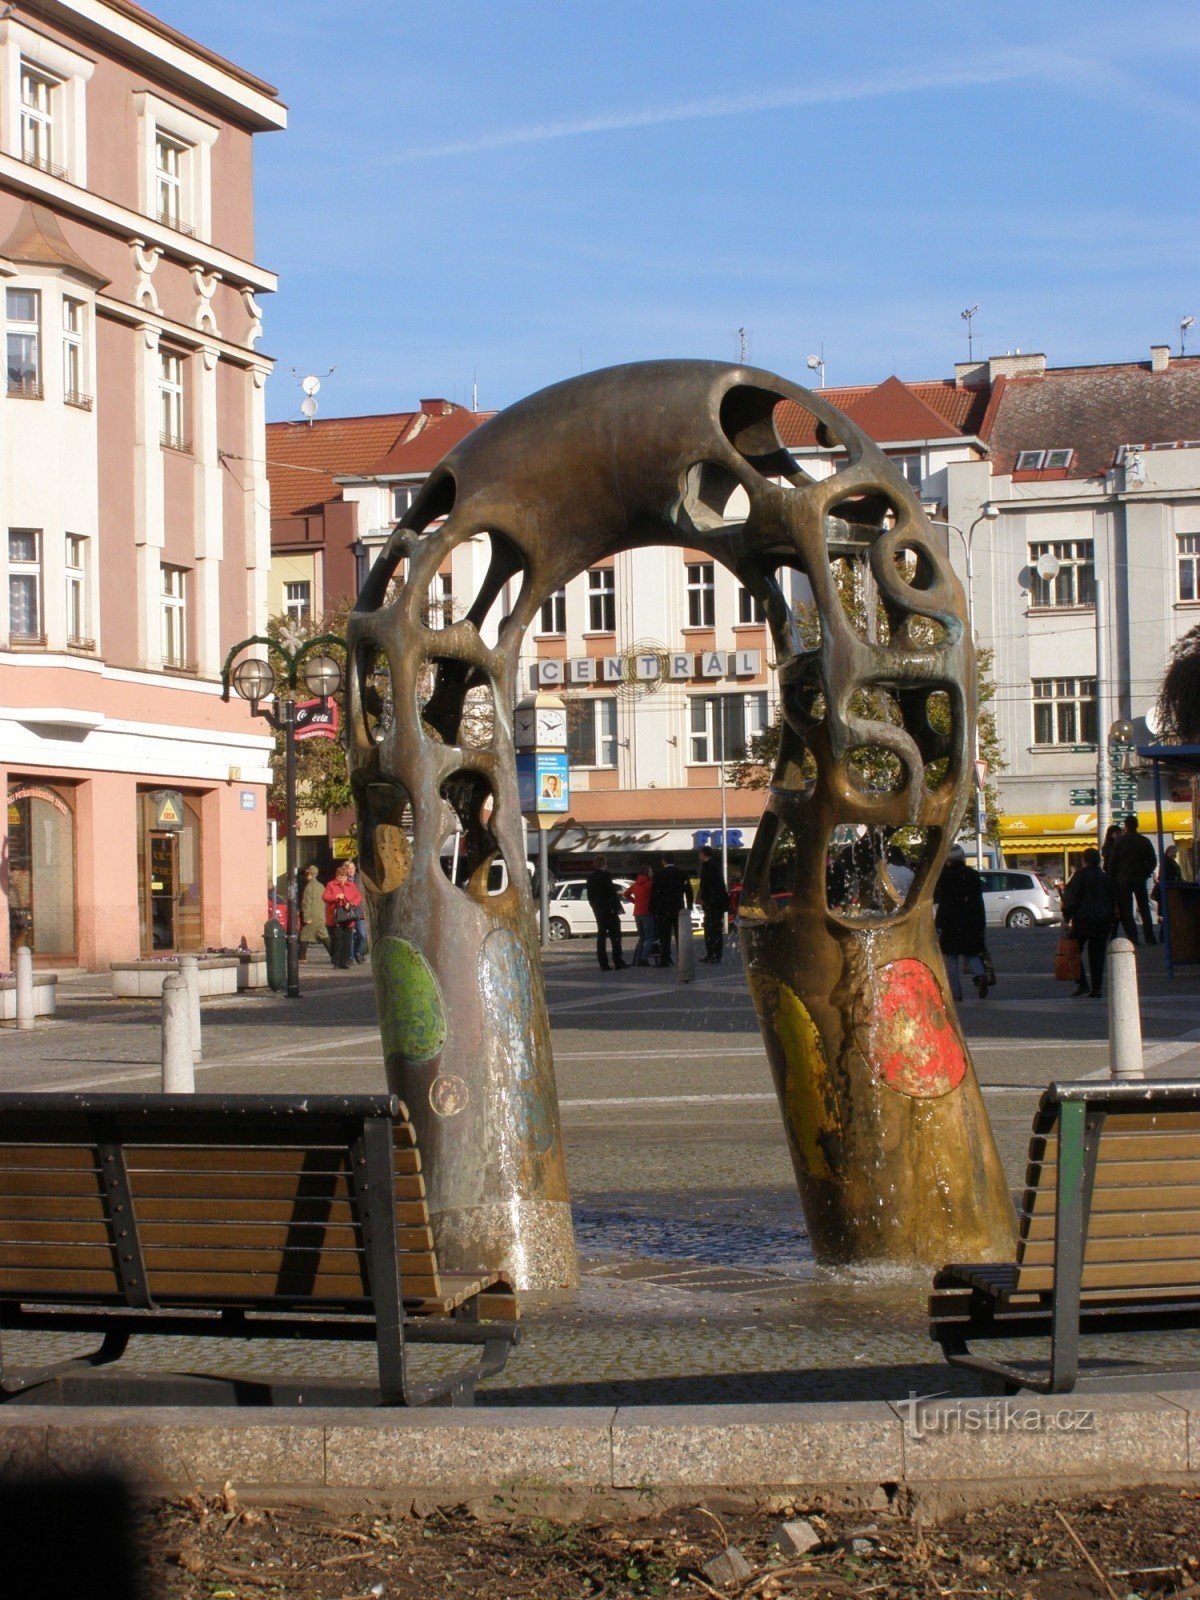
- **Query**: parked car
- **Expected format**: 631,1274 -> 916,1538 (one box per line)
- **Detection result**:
978,869 -> 1061,929
546,878 -> 637,941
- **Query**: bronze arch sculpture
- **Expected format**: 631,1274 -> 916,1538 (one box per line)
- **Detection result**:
346,360 -> 1016,1291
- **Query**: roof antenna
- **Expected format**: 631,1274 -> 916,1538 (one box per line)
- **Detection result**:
292,365 -> 336,426
472,368 -> 478,412
1181,316 -> 1195,357
960,304 -> 980,361
806,350 -> 825,388
738,326 -> 748,364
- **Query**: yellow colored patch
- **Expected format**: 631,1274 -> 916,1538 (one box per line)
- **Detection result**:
360,823 -> 411,895
749,972 -> 840,1181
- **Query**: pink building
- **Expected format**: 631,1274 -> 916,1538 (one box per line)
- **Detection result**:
0,1 -> 285,970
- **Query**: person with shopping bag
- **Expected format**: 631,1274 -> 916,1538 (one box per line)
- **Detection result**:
1061,847 -> 1116,999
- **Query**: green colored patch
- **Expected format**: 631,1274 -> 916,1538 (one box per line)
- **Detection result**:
374,936 -> 447,1063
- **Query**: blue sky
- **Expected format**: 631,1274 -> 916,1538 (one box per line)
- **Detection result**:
156,1 -> 1200,423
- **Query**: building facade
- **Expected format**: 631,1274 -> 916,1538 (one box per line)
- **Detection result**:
0,1 -> 285,970
268,350 -> 1200,885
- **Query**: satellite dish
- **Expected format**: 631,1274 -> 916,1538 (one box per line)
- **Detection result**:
1144,705 -> 1159,737
300,395 -> 318,420
1035,552 -> 1061,582
301,375 -> 321,396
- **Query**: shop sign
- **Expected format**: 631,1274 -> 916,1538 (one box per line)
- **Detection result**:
535,649 -> 761,688
150,789 -> 184,830
7,784 -> 70,816
331,836 -> 357,860
518,751 -> 569,814
693,828 -> 746,849
295,698 -> 338,740
240,790 -> 257,811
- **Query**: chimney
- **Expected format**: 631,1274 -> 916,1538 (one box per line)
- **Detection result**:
420,398 -> 455,416
1151,345 -> 1170,373
954,360 -> 988,388
987,352 -> 1047,382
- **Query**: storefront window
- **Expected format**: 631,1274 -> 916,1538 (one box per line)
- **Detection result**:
6,782 -> 76,958
137,788 -> 202,953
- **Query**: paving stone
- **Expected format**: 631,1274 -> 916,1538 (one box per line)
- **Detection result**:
772,1517 -> 821,1554
703,1545 -> 754,1585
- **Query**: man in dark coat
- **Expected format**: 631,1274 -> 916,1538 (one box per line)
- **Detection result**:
649,853 -> 693,968
933,845 -> 988,1001
1062,846 -> 1116,998
697,846 -> 730,964
585,854 -> 626,971
1112,815 -> 1158,946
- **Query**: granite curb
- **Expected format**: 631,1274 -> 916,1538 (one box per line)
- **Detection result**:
2,1393 -> 1198,1505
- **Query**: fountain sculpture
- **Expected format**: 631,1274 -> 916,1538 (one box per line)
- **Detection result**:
346,361 -> 1017,1290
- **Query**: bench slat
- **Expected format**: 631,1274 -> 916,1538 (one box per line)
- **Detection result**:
0,1194 -> 432,1228
1023,1208 -> 1200,1242
0,1219 -> 436,1252
1020,1233 -> 1200,1267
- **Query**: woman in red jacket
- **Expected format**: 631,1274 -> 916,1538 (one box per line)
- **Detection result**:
323,862 -> 363,969
623,866 -> 654,966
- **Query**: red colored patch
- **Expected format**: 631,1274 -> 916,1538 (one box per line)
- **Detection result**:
858,957 -> 967,1099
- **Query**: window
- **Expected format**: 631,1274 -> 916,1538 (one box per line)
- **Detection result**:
61,296 -> 88,407
567,697 -> 618,767
425,571 -> 452,629
587,566 -> 615,632
19,62 -> 61,175
392,484 -> 420,519
154,132 -> 193,232
738,584 -> 766,624
1029,540 -> 1095,608
159,350 -> 187,449
1016,450 -> 1046,471
283,580 -> 311,627
686,561 -> 715,627
1044,448 -> 1073,470
1180,535 -> 1200,602
6,288 -> 40,397
539,587 -> 566,634
689,692 -> 769,764
65,533 -> 88,644
887,452 -> 922,489
1032,678 -> 1097,747
161,564 -> 187,667
8,528 -> 41,640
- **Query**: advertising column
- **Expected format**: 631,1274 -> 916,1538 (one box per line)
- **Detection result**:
514,691 -> 569,947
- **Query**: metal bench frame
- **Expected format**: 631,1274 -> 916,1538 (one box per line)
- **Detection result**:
0,1093 -> 518,1407
932,1079 -> 1200,1394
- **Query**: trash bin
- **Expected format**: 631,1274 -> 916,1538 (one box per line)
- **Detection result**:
1166,881 -> 1200,964
263,916 -> 287,991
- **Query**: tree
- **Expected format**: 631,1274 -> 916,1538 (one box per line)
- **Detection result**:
263,600 -> 352,822
1157,622 -> 1200,742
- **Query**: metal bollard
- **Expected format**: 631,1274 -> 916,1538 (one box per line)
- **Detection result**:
177,953 -> 202,1062
1108,936 -> 1145,1080
676,908 -> 695,984
161,973 -> 195,1092
14,945 -> 34,1031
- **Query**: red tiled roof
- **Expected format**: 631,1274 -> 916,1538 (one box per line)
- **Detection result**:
371,404 -> 493,475
266,413 -> 415,517
776,377 -> 989,449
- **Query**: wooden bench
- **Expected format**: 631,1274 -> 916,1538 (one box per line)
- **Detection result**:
0,1092 -> 518,1407
931,1079 -> 1200,1394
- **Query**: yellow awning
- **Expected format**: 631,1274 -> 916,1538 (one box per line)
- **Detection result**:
999,809 -> 1193,846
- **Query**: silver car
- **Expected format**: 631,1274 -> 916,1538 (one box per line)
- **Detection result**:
978,869 -> 1061,929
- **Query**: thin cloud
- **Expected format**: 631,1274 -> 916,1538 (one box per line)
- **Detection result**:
387,50 -> 1055,164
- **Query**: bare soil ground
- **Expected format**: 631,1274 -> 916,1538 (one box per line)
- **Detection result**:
136,1484 -> 1200,1599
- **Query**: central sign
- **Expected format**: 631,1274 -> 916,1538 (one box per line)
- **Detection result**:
535,648 -> 761,688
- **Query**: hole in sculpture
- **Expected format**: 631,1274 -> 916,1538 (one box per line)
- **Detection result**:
829,556 -> 874,643
356,643 -> 395,746
846,744 -> 906,796
719,384 -> 802,481
892,543 -> 937,592
828,824 -> 932,917
357,781 -> 414,896
439,770 -> 502,898
463,529 -> 528,640
679,461 -> 743,532
421,655 -> 496,749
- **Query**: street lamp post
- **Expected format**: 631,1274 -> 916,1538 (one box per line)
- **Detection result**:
221,633 -> 344,999
927,504 -> 1000,869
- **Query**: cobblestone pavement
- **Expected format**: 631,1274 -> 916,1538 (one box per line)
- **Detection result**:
3,926 -> 1198,1403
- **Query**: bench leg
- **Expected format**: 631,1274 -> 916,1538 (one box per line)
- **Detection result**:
0,1327 -> 131,1401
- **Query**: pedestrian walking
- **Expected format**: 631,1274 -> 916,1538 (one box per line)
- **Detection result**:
586,854 -> 627,971
1101,822 -> 1122,881
623,865 -> 655,965
1062,846 -> 1116,999
696,845 -> 729,963
1113,815 -> 1158,945
649,853 -> 693,967
1154,843 -> 1182,928
323,861 -> 363,969
933,845 -> 988,1001
298,864 -> 330,962
344,860 -> 368,963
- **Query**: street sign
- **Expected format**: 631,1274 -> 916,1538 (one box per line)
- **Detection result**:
1069,788 -> 1097,806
